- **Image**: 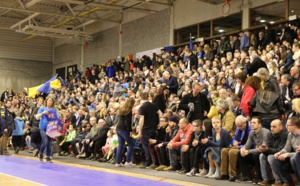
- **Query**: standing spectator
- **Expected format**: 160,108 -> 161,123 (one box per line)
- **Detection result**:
239,31 -> 250,51
35,97 -> 58,163
88,69 -> 99,85
218,34 -> 231,58
112,77 -> 123,98
240,76 -> 261,120
163,71 -> 178,95
106,61 -> 116,78
138,92 -> 163,168
250,82 -> 284,130
0,100 -> 16,155
115,97 -> 135,167
12,111 -> 24,154
179,82 -> 210,122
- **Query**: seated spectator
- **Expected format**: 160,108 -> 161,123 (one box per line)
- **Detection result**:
258,119 -> 288,185
148,116 -> 169,169
60,125 -> 76,156
217,115 -> 251,182
202,117 -> 232,179
268,117 -> 300,186
217,99 -> 236,137
236,116 -> 272,184
166,118 -> 193,173
87,119 -> 110,161
186,119 -> 207,176
155,116 -> 179,171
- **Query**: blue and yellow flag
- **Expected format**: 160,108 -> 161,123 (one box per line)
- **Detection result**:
28,74 -> 65,98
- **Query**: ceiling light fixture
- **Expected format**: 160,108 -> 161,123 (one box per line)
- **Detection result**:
260,20 -> 266,23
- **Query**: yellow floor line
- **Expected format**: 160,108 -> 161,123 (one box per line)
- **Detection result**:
0,173 -> 46,186
12,154 -> 209,186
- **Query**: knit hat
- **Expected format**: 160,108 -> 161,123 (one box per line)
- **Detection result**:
168,116 -> 179,124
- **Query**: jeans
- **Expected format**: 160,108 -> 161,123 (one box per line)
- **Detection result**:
142,129 -> 156,166
259,153 -> 271,181
268,155 -> 294,184
154,145 -> 168,166
169,147 -> 190,171
238,151 -> 261,179
116,130 -> 133,164
39,129 -> 53,157
30,131 -> 41,150
290,152 -> 300,185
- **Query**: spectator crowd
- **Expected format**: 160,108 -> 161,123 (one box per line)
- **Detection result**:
1,22 -> 300,186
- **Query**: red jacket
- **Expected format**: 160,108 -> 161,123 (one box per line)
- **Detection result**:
240,85 -> 256,117
170,123 -> 193,147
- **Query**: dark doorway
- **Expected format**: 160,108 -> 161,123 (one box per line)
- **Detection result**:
67,65 -> 77,80
56,67 -> 66,80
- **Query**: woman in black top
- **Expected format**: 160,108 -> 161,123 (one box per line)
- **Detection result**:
152,86 -> 169,113
115,97 -> 135,167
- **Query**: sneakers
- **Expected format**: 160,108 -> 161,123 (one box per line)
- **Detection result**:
258,180 -> 271,185
46,157 -> 52,163
124,162 -> 135,167
186,168 -> 197,176
229,176 -> 237,182
156,165 -> 168,171
196,169 -> 208,176
98,158 -> 108,163
146,163 -> 157,169
115,163 -> 125,167
204,167 -> 216,178
38,154 -> 43,161
77,153 -> 86,158
253,179 -> 262,185
236,177 -> 252,183
177,169 -> 188,174
14,147 -> 20,154
164,166 -> 177,171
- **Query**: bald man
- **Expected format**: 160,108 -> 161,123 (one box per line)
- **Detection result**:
163,71 -> 178,94
217,115 -> 251,182
258,119 -> 288,185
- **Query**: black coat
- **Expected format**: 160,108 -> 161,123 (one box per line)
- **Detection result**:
246,58 -> 267,76
178,92 -> 210,122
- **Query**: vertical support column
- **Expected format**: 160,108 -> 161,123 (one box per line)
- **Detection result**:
80,39 -> 84,72
118,12 -> 123,57
242,0 -> 250,30
119,23 -> 122,57
286,0 -> 289,19
169,6 -> 174,46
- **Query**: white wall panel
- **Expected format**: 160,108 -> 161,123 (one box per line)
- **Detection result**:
0,29 -> 52,62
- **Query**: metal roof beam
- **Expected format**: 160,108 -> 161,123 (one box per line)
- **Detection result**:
0,5 -> 119,23
10,12 -> 40,29
25,0 -> 43,8
53,0 -> 158,13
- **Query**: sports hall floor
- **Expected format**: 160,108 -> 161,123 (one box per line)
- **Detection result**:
0,150 -> 247,186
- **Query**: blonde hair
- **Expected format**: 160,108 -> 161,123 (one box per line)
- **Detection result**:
292,98 -> 300,114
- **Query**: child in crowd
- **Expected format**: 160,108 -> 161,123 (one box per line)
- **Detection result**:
12,111 -> 25,154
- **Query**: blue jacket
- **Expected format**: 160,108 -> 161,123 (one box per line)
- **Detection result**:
12,117 -> 24,136
38,106 -> 59,130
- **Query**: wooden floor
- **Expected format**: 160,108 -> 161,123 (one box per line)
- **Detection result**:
0,173 -> 45,186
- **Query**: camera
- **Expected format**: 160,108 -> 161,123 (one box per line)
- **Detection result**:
189,102 -> 194,112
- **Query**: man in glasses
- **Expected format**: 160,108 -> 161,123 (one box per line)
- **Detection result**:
268,117 -> 300,186
217,115 -> 251,182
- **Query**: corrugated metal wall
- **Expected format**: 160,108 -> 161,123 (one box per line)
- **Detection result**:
0,29 -> 53,93
0,29 -> 52,62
